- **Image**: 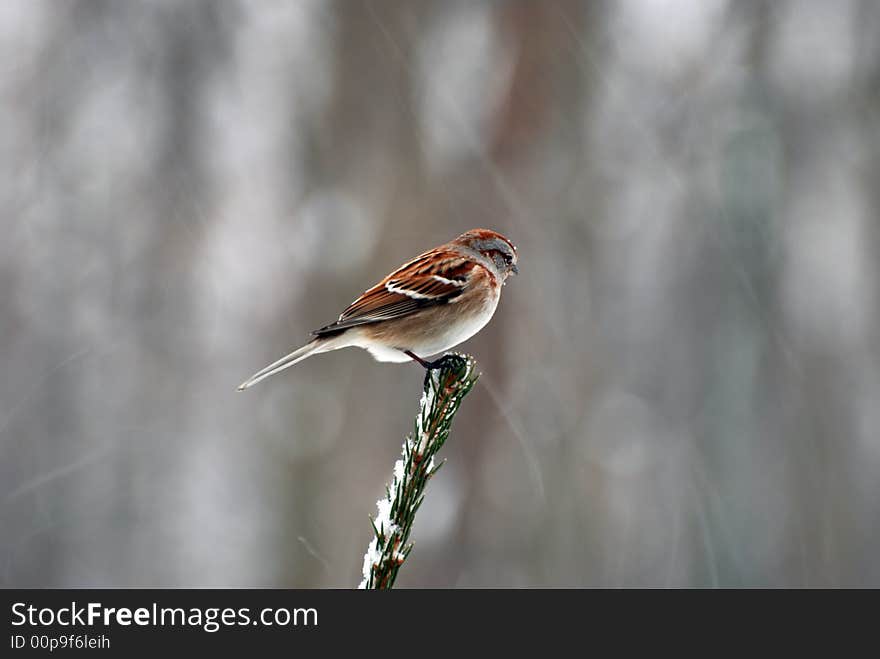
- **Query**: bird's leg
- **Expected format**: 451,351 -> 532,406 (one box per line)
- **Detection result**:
404,351 -> 467,388
404,350 -> 433,369
404,350 -> 463,370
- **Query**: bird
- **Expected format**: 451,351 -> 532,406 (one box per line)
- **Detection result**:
237,228 -> 518,390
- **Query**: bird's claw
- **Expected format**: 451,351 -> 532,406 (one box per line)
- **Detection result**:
421,354 -> 466,389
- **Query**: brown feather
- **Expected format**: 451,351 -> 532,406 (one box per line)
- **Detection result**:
312,248 -> 478,336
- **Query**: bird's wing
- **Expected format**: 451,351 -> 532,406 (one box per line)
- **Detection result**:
311,248 -> 474,336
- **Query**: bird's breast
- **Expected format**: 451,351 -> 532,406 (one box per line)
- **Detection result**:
417,285 -> 500,355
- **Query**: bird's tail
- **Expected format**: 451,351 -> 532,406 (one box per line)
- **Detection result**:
238,337 -> 336,391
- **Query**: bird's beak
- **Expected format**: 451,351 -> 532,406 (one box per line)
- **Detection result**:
511,264 -> 519,275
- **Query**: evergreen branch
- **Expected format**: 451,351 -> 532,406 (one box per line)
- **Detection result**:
359,354 -> 479,589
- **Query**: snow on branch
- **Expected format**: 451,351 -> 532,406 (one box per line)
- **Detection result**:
359,354 -> 479,589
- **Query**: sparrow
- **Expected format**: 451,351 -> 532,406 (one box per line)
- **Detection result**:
238,228 -> 518,390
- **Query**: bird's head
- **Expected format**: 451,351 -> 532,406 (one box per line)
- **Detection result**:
454,228 -> 518,282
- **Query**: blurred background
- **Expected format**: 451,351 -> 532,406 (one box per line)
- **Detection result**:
2,0 -> 879,587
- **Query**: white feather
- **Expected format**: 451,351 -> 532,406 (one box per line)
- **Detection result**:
385,281 -> 433,299
431,275 -> 465,287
